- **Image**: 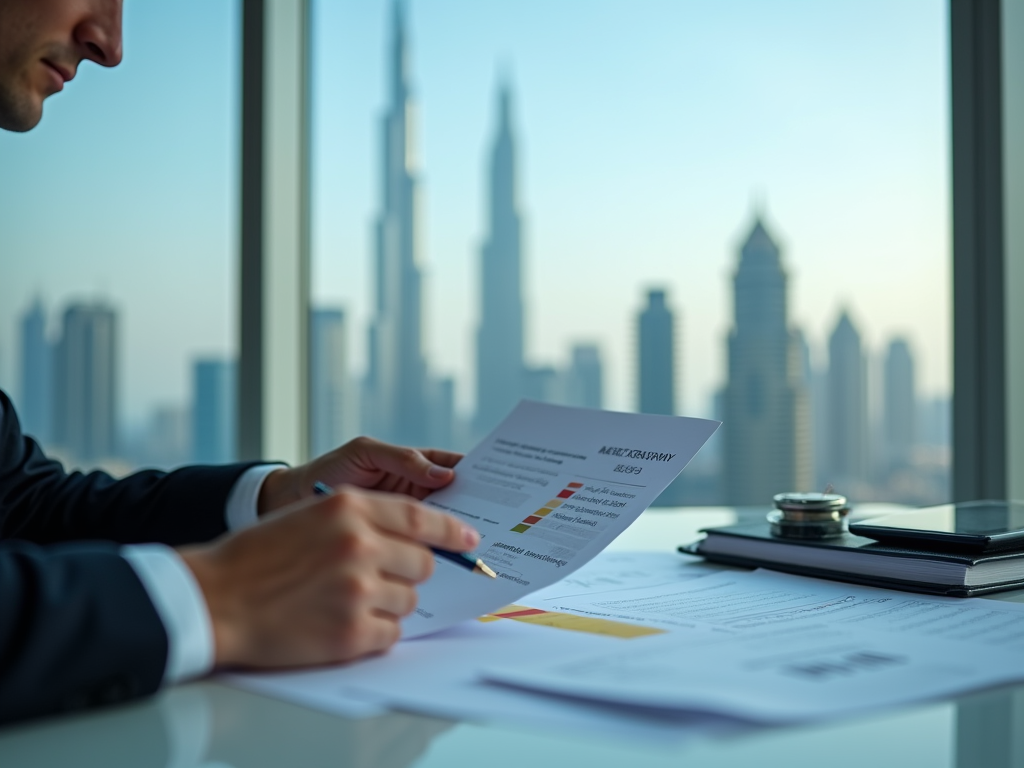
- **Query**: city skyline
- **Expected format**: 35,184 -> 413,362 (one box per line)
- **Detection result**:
0,0 -> 951,506
311,0 -> 950,422
0,0 -> 950,426
10,236 -> 950,505
364,0 -> 432,448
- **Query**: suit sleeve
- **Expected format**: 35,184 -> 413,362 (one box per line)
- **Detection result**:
0,390 -> 265,546
0,540 -> 169,725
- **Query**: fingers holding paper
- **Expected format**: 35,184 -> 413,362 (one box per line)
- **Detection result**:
260,437 -> 464,514
178,486 -> 480,669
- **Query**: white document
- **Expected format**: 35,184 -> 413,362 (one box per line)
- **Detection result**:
484,570 -> 1024,723
523,566 -> 1024,640
518,551 -> 713,630
224,620 -> 741,744
523,550 -> 711,602
720,569 -> 1024,648
404,401 -> 719,638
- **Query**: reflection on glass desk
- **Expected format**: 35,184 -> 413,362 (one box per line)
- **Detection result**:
2,507 -> 1023,768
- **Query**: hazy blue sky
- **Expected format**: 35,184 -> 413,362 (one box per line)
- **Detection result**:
0,0 -> 239,425
313,0 -> 949,418
1,0 -> 948,426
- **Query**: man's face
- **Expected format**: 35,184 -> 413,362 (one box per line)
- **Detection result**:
0,0 -> 123,132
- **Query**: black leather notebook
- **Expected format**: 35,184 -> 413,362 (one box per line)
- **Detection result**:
680,522 -> 1024,597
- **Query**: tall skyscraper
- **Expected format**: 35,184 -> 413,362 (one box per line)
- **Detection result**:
565,344 -> 603,409
147,404 -> 191,469
52,302 -> 118,465
192,358 -> 236,464
883,337 -> 915,474
825,310 -> 867,491
722,217 -> 811,505
637,289 -> 676,415
365,0 -> 429,447
523,366 -> 560,404
18,298 -> 52,443
475,79 -> 526,437
793,329 -> 815,485
919,396 -> 951,448
311,309 -> 354,457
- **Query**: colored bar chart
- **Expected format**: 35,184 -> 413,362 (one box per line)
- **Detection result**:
511,481 -> 584,533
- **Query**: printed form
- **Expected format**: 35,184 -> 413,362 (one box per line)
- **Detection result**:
484,568 -> 1024,722
403,400 -> 719,638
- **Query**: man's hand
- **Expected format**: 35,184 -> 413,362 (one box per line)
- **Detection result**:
257,437 -> 463,515
179,486 -> 480,669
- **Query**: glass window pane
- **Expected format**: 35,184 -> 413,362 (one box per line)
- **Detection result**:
310,0 -> 950,507
0,0 -> 239,472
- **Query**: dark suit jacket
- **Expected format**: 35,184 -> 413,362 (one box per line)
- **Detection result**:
0,389 -> 261,725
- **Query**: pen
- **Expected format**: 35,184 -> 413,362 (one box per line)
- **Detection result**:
312,481 -> 497,578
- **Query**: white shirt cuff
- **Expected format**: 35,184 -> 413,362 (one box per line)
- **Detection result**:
122,464 -> 286,685
225,464 -> 287,531
122,544 -> 215,685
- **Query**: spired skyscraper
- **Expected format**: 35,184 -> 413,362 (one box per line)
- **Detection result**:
474,80 -> 526,437
365,0 -> 429,447
637,289 -> 676,416
722,217 -> 811,505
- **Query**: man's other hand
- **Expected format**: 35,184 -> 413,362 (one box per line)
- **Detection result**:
179,487 -> 480,668
257,437 -> 463,515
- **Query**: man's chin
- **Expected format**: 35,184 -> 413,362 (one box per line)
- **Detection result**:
0,91 -> 44,132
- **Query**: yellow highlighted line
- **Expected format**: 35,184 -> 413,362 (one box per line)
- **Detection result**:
479,604 -> 664,639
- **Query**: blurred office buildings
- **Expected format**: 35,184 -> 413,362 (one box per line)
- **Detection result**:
19,298 -> 52,444
311,308 -> 358,458
361,6 -> 604,447
564,345 -> 604,410
192,359 -> 237,465
634,216 -> 949,508
720,218 -> 812,506
13,300 -> 240,472
637,289 -> 677,417
363,1 -> 430,448
3,1 -> 949,508
883,338 -> 916,474
18,298 -> 125,469
824,310 -> 869,496
475,81 -> 526,439
52,303 -> 118,466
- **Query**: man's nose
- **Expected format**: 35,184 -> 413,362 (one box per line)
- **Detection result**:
75,9 -> 124,68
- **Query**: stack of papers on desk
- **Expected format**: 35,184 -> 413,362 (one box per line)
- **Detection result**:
483,568 -> 1024,724
226,553 -> 1024,736
222,402 -> 1024,736
226,553 -> 744,745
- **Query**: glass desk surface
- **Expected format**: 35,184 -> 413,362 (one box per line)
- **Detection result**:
2,506 -> 1023,768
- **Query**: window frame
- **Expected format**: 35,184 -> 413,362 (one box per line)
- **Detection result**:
237,0 -> 1022,500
